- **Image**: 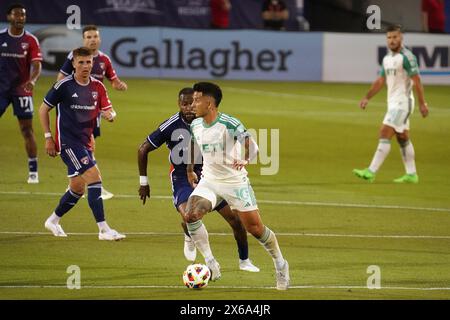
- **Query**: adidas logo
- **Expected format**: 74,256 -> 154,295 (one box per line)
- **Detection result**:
1,42 -> 7,47
72,93 -> 78,98
178,134 -> 184,140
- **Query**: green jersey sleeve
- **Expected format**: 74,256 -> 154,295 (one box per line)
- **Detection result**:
379,65 -> 386,77
402,52 -> 419,77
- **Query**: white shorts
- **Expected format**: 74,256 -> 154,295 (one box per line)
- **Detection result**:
190,178 -> 258,212
383,100 -> 414,133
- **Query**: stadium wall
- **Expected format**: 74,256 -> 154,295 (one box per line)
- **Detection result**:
323,32 -> 450,85
5,24 -> 449,84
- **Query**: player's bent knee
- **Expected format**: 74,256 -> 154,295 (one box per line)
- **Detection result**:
246,223 -> 264,238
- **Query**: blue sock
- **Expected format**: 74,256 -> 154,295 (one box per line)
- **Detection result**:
55,189 -> 82,217
28,157 -> 37,173
87,182 -> 105,223
238,242 -> 249,261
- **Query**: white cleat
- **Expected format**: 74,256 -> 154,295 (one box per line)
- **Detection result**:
184,235 -> 197,262
44,219 -> 67,237
206,258 -> 221,281
98,229 -> 126,241
276,260 -> 290,290
239,259 -> 260,272
100,188 -> 114,200
27,173 -> 39,184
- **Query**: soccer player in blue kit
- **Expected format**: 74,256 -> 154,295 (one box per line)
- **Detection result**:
137,87 -> 259,272
0,3 -> 42,184
39,47 -> 125,241
57,25 -> 127,200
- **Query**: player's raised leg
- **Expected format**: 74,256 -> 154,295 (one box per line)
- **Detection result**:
185,195 -> 221,281
237,209 -> 289,290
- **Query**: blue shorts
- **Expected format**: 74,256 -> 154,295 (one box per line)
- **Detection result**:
172,175 -> 227,212
60,146 -> 96,177
0,94 -> 34,119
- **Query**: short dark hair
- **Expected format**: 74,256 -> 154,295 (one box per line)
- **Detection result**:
7,3 -> 25,15
193,82 -> 222,107
386,24 -> 402,33
72,47 -> 93,59
82,25 -> 99,36
178,87 -> 194,98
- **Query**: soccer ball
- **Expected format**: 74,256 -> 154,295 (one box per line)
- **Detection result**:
183,264 -> 211,289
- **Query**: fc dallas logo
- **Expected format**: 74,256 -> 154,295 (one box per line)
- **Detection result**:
99,62 -> 105,70
92,91 -> 98,99
80,156 -> 89,165
21,42 -> 29,50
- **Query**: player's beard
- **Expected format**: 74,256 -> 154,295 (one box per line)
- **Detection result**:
183,113 -> 196,123
389,42 -> 401,52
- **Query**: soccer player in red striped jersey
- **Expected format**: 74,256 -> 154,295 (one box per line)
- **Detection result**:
39,47 -> 125,241
0,3 -> 42,184
57,25 -> 127,200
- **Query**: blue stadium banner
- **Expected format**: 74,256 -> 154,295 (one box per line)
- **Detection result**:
21,24 -> 323,81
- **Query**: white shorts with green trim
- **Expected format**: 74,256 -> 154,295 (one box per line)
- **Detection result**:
383,99 -> 414,133
190,178 -> 258,212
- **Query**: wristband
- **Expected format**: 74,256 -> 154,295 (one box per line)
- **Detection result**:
44,132 -> 52,139
140,176 -> 149,186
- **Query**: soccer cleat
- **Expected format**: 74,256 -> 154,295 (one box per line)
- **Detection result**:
98,229 -> 126,241
184,235 -> 197,262
393,173 -> 419,184
206,258 -> 221,281
100,187 -> 114,200
27,173 -> 39,184
239,259 -> 260,272
276,260 -> 290,290
44,219 -> 67,237
352,168 -> 376,182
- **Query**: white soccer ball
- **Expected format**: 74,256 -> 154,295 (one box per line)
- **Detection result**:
183,264 -> 211,289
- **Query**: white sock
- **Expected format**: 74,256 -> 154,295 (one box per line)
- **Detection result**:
368,139 -> 391,173
257,226 -> 285,270
187,220 -> 214,262
400,140 -> 417,175
48,212 -> 60,224
97,221 -> 111,232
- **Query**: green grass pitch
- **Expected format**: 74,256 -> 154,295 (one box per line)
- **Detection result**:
0,76 -> 449,299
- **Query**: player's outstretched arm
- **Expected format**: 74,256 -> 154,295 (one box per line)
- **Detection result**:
360,76 -> 385,109
138,140 -> 156,204
39,103 -> 57,157
411,74 -> 429,118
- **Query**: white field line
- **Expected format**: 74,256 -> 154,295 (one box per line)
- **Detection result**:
0,284 -> 449,291
0,231 -> 449,240
1,190 -> 450,213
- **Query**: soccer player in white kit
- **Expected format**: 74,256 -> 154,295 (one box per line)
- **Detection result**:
353,24 -> 429,183
185,82 -> 289,290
